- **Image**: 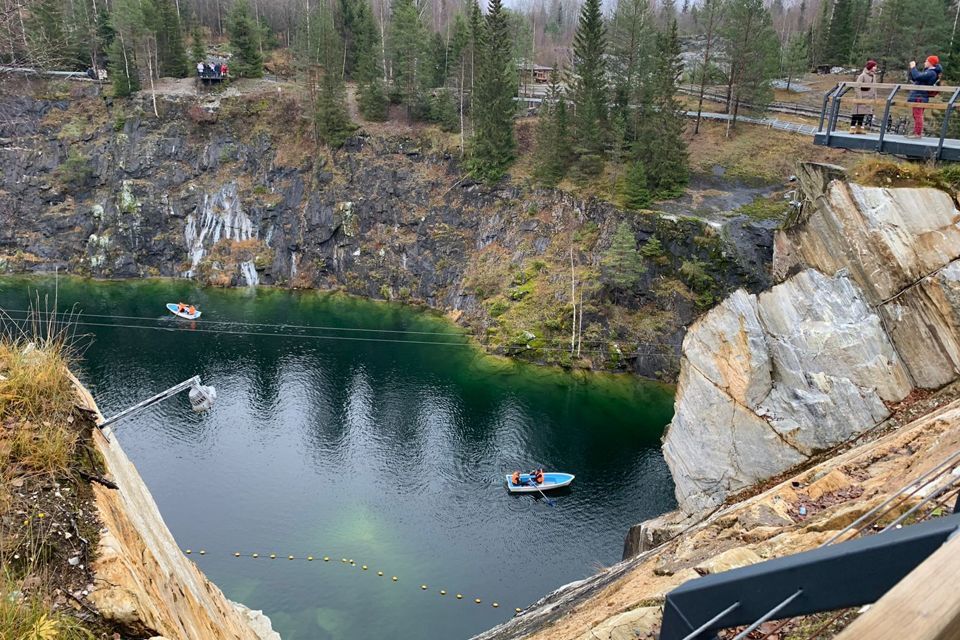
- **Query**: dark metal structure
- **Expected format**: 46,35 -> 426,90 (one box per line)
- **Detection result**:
659,513 -> 960,640
813,81 -> 960,161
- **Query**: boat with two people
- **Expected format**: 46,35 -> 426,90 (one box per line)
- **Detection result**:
505,468 -> 575,493
166,302 -> 201,320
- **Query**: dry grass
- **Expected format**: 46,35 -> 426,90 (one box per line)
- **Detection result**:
849,157 -> 960,195
0,576 -> 95,640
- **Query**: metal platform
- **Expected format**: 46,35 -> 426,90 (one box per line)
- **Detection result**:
813,81 -> 960,161
814,130 -> 960,160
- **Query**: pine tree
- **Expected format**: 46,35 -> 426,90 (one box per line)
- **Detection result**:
156,0 -> 189,77
228,0 -> 263,78
355,0 -> 389,120
783,31 -> 809,89
466,0 -> 517,183
533,68 -> 571,186
609,0 -> 655,142
571,0 -> 608,178
720,0 -> 779,128
601,222 -> 645,303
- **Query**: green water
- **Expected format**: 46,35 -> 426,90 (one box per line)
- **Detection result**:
0,276 -> 676,640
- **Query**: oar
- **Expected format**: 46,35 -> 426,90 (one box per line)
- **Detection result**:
533,483 -> 556,507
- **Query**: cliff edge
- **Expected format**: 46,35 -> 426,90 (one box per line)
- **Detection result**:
72,375 -> 279,640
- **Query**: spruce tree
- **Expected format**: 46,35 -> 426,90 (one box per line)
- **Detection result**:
109,35 -> 140,96
640,21 -> 688,197
228,0 -> 263,78
784,31 -> 809,89
389,0 -> 427,108
354,0 -> 388,120
601,222 -> 645,303
571,0 -> 608,178
25,0 -> 67,67
466,0 -> 517,183
609,0 -> 655,142
533,68 -> 571,186
620,161 -> 652,210
156,0 -> 189,77
720,0 -> 779,127
825,0 -> 854,65
191,23 -> 206,66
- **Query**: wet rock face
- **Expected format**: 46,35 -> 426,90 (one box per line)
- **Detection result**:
0,85 -> 774,377
663,269 -> 912,515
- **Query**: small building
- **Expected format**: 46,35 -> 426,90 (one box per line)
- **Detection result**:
518,62 -> 554,85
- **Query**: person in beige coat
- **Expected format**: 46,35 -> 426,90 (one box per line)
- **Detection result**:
851,60 -> 878,134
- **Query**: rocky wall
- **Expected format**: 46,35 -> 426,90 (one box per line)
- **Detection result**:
71,374 -> 278,640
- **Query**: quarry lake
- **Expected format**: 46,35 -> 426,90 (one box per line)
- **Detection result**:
0,276 -> 676,640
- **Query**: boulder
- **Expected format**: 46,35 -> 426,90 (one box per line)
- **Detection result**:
663,269 -> 910,514
694,547 -> 762,575
574,606 -> 660,640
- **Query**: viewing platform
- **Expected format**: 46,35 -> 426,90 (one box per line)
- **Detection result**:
814,81 -> 960,161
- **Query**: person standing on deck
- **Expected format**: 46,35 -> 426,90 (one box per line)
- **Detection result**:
907,56 -> 943,138
196,61 -> 204,77
851,60 -> 877,134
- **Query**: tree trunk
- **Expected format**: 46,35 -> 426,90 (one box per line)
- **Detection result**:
569,243 -> 576,356
694,6 -> 716,135
459,59 -> 465,156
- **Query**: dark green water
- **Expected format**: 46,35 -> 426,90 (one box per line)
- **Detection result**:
0,276 -> 676,640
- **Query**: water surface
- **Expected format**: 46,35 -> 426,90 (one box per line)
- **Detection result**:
0,277 -> 676,640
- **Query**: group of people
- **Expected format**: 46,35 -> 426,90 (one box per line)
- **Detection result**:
849,55 -> 944,138
197,61 -> 228,79
511,468 -> 545,486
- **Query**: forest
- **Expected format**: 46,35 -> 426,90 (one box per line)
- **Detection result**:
0,0 -> 957,192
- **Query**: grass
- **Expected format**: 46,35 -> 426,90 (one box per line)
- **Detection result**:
849,157 -> 960,194
0,576 -> 95,640
735,193 -> 790,220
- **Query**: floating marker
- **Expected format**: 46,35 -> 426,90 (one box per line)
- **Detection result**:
270,554 -> 277,559
377,571 -> 384,576
440,590 -> 446,596
252,553 -> 259,558
421,585 -> 428,590
475,599 -> 481,604
341,558 -> 347,563
362,565 -> 368,570
492,603 -> 499,608
234,552 -> 241,557
323,556 -> 330,562
392,576 -> 398,582
515,608 -> 521,614
199,550 -> 206,555
185,549 -> 192,555
307,556 -> 314,561
288,555 -> 295,560
456,594 -> 463,600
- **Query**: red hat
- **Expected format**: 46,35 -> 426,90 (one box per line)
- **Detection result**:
865,60 -> 877,70
927,55 -> 940,66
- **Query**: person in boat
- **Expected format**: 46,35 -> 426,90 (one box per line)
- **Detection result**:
187,305 -> 196,315
511,471 -> 521,486
528,468 -> 544,485
177,302 -> 187,313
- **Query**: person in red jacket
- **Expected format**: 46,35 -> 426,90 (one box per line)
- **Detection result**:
907,55 -> 943,138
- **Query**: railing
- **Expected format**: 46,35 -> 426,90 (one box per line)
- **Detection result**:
816,82 -> 960,160
660,446 -> 960,640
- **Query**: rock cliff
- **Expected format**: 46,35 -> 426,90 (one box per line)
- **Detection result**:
663,164 -> 960,515
71,374 -> 278,640
0,78 -> 773,378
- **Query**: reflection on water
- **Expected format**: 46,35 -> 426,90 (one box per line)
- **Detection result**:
0,276 -> 677,640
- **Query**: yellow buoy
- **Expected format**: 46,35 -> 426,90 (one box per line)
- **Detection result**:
307,556 -> 314,561
199,550 -> 206,555
362,565 -> 368,570
492,603 -> 499,608
288,555 -> 294,560
456,594 -> 463,600
270,554 -> 277,559
421,585 -> 427,590
349,559 -> 354,564
378,571 -> 384,576
392,576 -> 398,582
440,590 -> 447,595
185,549 -> 192,554
475,599 -> 481,604
323,556 -> 330,562
252,553 -> 259,558
234,552 -> 241,557
515,608 -> 522,614
341,558 -> 347,563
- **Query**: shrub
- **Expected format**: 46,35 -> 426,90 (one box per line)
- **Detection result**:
54,151 -> 93,191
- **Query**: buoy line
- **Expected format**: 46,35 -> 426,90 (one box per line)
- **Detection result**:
181,548 -> 521,615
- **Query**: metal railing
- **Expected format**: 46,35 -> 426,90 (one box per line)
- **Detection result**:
816,82 -> 960,160
660,447 -> 960,640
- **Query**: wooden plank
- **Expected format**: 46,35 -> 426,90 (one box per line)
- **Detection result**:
892,101 -> 952,110
841,82 -> 956,92
834,532 -> 960,640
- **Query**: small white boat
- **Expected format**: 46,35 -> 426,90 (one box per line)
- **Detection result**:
166,303 -> 201,320
505,472 -> 575,493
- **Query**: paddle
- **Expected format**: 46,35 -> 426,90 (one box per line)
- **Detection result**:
527,470 -> 555,507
